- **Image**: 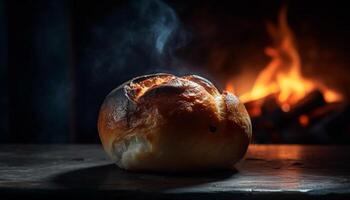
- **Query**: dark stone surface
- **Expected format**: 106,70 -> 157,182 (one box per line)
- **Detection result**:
0,145 -> 350,199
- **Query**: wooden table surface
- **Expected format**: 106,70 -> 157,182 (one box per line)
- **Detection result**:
1,145 -> 350,199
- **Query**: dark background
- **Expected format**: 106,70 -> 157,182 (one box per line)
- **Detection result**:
0,0 -> 349,143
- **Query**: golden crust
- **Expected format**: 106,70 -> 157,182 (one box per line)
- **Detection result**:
98,73 -> 252,171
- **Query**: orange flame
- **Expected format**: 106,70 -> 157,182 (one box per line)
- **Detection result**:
228,7 -> 342,108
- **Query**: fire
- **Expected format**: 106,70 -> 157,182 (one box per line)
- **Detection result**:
227,7 -> 342,109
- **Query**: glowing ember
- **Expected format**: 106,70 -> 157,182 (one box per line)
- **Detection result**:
299,115 -> 309,127
227,7 -> 342,109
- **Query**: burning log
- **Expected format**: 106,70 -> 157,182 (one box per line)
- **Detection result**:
243,93 -> 278,117
285,90 -> 326,121
301,102 -> 343,127
244,94 -> 285,143
308,104 -> 350,143
243,99 -> 263,118
245,90 -> 326,128
244,90 -> 337,143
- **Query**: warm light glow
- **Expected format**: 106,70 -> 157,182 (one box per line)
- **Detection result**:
298,115 -> 309,127
225,81 -> 235,94
227,7 -> 342,109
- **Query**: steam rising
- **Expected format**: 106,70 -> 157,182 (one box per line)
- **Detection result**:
87,0 -> 189,83
152,1 -> 178,54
